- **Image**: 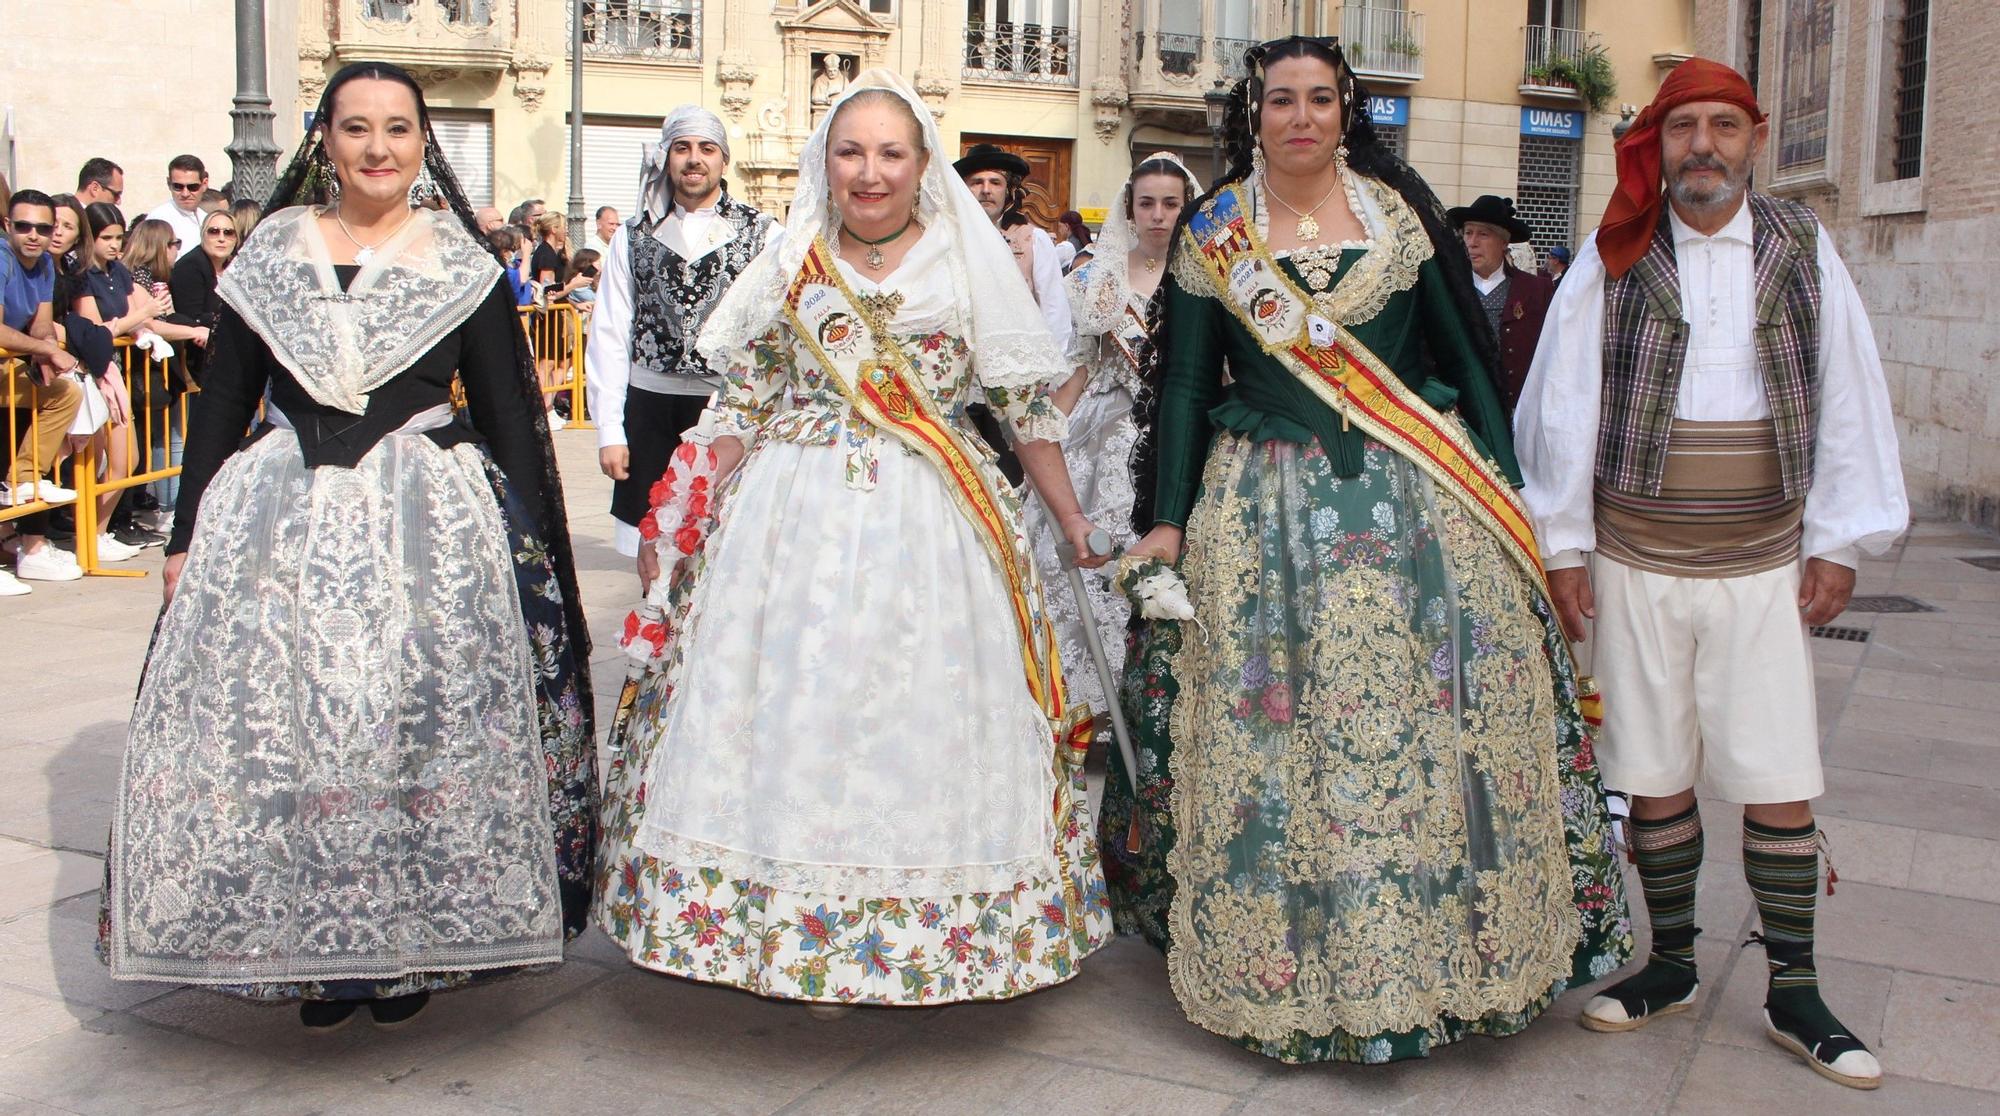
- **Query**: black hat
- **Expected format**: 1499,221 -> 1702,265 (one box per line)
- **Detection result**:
954,143 -> 1030,180
1446,195 -> 1534,243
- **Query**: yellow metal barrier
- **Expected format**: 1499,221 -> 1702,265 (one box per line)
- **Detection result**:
2,348 -> 78,526
71,340 -> 195,576
11,301 -> 586,575
519,300 -> 591,429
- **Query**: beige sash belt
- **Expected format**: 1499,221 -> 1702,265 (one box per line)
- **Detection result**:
1595,419 -> 1803,578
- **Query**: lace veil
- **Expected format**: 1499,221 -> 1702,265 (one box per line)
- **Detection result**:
1070,152 -> 1203,340
696,69 -> 1068,391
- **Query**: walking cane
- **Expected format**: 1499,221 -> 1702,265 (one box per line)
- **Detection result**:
1056,528 -> 1145,852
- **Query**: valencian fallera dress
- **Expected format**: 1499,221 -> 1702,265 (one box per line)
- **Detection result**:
1098,172 -> 1630,1063
595,230 -> 1111,1004
103,208 -> 596,1000
1021,260 -> 1148,716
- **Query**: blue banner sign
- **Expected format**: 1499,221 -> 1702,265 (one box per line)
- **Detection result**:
1520,106 -> 1585,140
1367,96 -> 1410,128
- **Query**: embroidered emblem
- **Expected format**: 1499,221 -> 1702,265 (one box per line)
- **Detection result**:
1252,289 -> 1286,326
818,311 -> 861,355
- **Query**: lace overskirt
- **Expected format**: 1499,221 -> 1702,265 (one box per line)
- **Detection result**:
598,440 -> 1112,1002
108,431 -> 579,986
1024,376 -> 1139,715
1129,434 -> 1631,1062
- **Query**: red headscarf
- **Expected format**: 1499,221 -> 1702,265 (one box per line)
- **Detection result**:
1598,57 -> 1765,279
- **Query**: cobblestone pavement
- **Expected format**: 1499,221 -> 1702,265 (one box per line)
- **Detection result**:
2,430 -> 1997,1115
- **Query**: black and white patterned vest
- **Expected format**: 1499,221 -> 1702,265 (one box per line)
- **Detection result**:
627,191 -> 774,390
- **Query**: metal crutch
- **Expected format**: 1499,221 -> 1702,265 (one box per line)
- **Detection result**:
1056,528 -> 1145,850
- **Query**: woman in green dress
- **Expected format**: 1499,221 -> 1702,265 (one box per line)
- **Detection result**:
1102,36 -> 1631,1065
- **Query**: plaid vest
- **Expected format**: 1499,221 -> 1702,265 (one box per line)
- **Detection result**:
1597,192 -> 1822,498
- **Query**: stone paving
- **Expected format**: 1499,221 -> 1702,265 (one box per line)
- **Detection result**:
2,430 -> 1998,1114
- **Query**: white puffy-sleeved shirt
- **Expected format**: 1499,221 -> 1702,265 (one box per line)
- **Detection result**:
1515,200 -> 1908,571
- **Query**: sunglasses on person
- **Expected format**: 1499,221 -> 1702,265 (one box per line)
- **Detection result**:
9,220 -> 55,237
170,182 -> 206,193
205,225 -> 239,238
167,239 -> 183,249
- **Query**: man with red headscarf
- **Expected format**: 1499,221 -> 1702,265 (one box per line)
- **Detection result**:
1514,58 -> 1905,1090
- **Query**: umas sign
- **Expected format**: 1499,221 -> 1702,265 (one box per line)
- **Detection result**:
1520,106 -> 1585,139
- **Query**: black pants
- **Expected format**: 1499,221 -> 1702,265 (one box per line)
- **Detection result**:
609,387 -> 711,527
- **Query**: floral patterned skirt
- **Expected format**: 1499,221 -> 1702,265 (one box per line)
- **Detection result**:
595,442 -> 1111,1005
1100,434 -> 1630,1063
99,438 -> 596,1002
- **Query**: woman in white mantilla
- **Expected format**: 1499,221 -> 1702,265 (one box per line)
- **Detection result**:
1024,153 -> 1201,718
102,63 -> 597,1031
595,69 -> 1113,1005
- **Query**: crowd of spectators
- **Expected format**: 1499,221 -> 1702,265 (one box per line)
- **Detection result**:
0,155 -> 257,595
2,151 -> 596,595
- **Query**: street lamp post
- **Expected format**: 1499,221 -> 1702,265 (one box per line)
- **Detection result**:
1203,78 -> 1232,183
566,0 -> 587,247
226,0 -> 284,203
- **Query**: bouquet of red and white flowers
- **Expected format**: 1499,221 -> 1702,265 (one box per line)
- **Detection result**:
618,441 -> 722,665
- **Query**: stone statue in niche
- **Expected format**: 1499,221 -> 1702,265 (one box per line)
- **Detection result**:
810,53 -> 854,116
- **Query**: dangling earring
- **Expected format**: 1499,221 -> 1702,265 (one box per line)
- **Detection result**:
1251,146 -> 1267,180
313,148 -> 341,206
409,163 -> 436,207
1333,144 -> 1349,173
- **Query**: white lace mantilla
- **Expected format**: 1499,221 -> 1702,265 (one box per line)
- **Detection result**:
696,70 -> 1069,402
216,206 -> 503,414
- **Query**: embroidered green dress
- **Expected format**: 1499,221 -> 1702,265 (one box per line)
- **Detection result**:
1099,175 -> 1630,1064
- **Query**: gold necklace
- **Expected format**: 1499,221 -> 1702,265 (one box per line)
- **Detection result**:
332,204 -> 419,265
1266,175 -> 1343,241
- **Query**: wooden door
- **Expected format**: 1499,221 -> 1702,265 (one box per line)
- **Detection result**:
960,134 -> 1073,229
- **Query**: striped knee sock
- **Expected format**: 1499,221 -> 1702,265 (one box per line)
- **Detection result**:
1632,804 -> 1704,970
1742,819 -> 1821,997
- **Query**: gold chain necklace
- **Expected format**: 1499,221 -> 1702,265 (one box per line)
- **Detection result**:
1266,175 -> 1343,241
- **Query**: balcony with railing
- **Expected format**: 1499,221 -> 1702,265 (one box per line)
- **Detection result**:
336,0 -> 513,71
1341,4 -> 1424,83
1129,22 -> 1265,130
963,21 -> 1078,85
577,0 -> 701,63
1520,24 -> 1597,99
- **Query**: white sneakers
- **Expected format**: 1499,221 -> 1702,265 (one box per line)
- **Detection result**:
0,478 -> 78,507
0,567 -> 28,596
95,533 -> 141,562
547,409 -> 568,432
15,545 -> 82,582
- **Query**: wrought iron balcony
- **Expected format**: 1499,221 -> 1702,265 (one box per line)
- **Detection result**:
1214,36 -> 1256,80
1341,4 -> 1424,83
578,0 -> 701,63
1520,24 -> 1596,98
964,21 -> 1078,85
336,0 -> 512,71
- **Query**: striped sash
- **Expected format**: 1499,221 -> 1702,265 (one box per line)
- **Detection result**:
1594,419 -> 1803,577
